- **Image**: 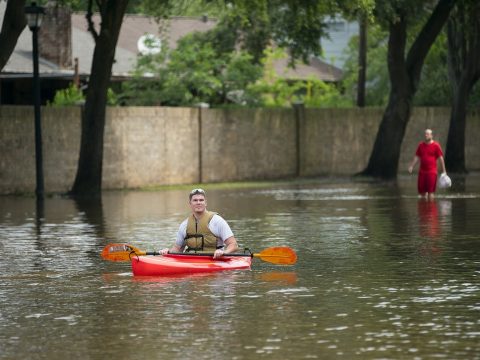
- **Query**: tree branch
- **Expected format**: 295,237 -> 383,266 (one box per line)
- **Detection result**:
86,0 -> 99,42
467,2 -> 480,85
0,0 -> 27,71
406,0 -> 457,89
387,16 -> 408,90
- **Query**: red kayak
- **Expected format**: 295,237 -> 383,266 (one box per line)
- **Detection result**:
131,254 -> 252,276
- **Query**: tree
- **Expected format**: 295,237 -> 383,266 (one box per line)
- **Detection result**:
360,0 -> 456,179
121,20 -> 263,106
342,23 -> 454,107
444,0 -> 480,173
69,0 -> 340,195
0,0 -> 26,71
336,1 -> 376,107
248,47 -> 350,108
413,31 -> 452,106
70,0 -> 130,196
342,24 -> 389,106
357,13 -> 367,107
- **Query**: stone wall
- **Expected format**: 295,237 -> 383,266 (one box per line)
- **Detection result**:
464,109 -> 480,170
0,105 -> 479,194
301,107 -> 383,175
0,106 -> 81,194
102,107 -> 199,189
200,108 -> 297,182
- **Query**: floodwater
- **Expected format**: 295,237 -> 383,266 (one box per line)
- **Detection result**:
1,175 -> 479,359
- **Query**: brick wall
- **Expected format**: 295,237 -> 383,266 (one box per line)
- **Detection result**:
39,4 -> 72,69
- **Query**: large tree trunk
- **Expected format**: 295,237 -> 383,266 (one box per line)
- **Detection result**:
0,0 -> 26,71
445,1 -> 480,174
445,82 -> 470,173
356,14 -> 367,107
70,0 -> 129,197
361,0 -> 456,179
361,18 -> 412,178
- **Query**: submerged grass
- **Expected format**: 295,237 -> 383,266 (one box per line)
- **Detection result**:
139,177 -> 336,192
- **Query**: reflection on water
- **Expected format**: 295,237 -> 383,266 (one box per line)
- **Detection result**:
417,199 -> 442,257
1,175 -> 480,359
418,199 -> 440,238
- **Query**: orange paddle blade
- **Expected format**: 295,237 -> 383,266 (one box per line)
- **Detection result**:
254,246 -> 297,265
101,243 -> 146,262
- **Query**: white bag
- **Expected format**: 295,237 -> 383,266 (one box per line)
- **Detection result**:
438,173 -> 452,189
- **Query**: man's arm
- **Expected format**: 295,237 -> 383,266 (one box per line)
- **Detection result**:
408,156 -> 419,173
439,155 -> 447,174
223,236 -> 239,254
213,236 -> 239,259
160,244 -> 182,255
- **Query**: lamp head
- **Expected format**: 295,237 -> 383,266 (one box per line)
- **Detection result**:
25,2 -> 45,30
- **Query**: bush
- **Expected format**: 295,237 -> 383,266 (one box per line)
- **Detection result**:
121,26 -> 263,107
50,84 -> 119,106
249,47 -> 352,108
49,84 -> 84,106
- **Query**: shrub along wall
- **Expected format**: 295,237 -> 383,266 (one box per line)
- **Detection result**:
0,105 -> 479,194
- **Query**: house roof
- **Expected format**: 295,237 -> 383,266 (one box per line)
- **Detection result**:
274,57 -> 343,82
1,4 -> 342,82
69,13 -> 218,76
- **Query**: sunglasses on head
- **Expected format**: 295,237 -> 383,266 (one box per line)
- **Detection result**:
189,188 -> 206,199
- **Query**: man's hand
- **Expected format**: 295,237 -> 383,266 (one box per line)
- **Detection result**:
213,249 -> 225,259
409,156 -> 419,174
159,248 -> 170,255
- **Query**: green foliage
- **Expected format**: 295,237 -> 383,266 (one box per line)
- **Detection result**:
267,1 -> 333,62
341,24 -> 390,106
162,0 -> 225,17
49,83 -> 84,107
250,47 -> 352,108
447,0 -> 480,108
469,83 -> 480,108
118,0 -> 363,108
335,0 -> 376,21
57,0 -> 172,15
120,27 -> 263,106
224,0 -> 335,63
372,0 -> 432,27
49,84 -> 119,106
414,31 -> 451,106
303,80 -> 353,108
341,21 -> 455,107
251,77 -> 351,108
107,88 -> 119,106
118,48 -> 168,106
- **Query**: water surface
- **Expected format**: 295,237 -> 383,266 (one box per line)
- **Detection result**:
1,175 -> 479,359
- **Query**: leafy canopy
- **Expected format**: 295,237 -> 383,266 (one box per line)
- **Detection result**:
120,21 -> 263,106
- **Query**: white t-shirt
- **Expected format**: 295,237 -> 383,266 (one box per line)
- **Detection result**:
175,214 -> 234,249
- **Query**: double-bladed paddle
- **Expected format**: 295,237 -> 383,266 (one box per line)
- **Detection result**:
101,243 -> 297,265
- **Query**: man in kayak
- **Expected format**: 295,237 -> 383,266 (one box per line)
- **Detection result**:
408,129 -> 447,199
160,188 -> 239,259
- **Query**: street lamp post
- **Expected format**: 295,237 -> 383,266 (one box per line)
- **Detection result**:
25,2 -> 45,198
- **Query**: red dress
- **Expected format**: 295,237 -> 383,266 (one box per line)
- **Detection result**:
415,141 -> 443,193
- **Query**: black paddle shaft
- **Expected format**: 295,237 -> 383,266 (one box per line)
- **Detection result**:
166,251 -> 253,258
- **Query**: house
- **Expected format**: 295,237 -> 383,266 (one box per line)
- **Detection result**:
0,3 -> 343,105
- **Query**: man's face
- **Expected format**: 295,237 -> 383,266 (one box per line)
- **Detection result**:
190,194 -> 207,214
424,130 -> 433,142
